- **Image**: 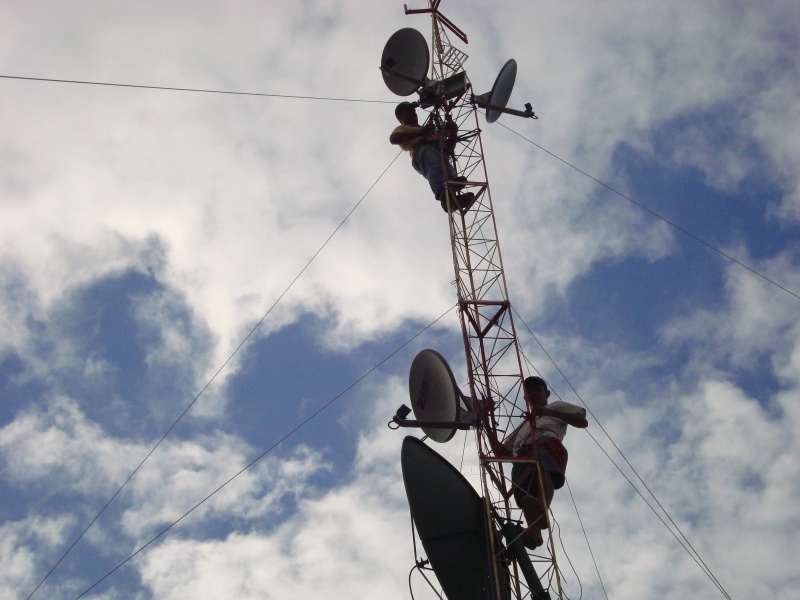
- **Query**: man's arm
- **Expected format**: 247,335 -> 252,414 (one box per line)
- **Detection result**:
481,411 -> 513,456
533,404 -> 588,428
441,118 -> 458,138
389,122 -> 435,146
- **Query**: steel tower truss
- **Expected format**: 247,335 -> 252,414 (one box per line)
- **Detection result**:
404,3 -> 565,599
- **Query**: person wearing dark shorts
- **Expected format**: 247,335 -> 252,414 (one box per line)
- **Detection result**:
505,376 -> 588,549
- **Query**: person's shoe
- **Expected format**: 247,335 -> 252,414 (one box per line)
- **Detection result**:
451,176 -> 468,191
456,192 -> 476,213
522,527 -> 543,549
439,191 -> 476,214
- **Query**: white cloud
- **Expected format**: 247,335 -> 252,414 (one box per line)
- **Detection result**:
2,0 -> 797,360
122,438 -> 329,537
136,378 -> 415,600
2,2 -> 800,599
0,396 -> 142,495
662,248 -> 800,373
0,515 -> 74,600
0,394 -> 330,535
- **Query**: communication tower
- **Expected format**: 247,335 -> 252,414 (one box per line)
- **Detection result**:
382,3 -> 564,600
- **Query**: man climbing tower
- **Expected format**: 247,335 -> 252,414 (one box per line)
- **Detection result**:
390,102 -> 476,213
506,376 -> 588,548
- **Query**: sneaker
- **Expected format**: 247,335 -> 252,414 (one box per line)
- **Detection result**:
451,176 -> 468,191
522,527 -> 543,549
439,191 -> 476,214
456,192 -> 476,213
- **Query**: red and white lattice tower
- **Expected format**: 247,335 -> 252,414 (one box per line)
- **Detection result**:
404,3 -> 565,599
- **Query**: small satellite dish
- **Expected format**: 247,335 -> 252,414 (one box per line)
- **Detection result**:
408,349 -> 469,443
485,59 -> 517,123
401,436 -> 504,600
381,28 -> 430,96
473,59 -> 536,122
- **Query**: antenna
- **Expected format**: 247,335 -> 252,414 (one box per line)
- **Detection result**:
385,3 -> 562,598
390,349 -> 476,442
473,59 -> 536,122
488,59 -> 516,123
402,436 -> 549,600
400,436 -> 503,600
381,27 -> 470,106
381,27 -> 430,96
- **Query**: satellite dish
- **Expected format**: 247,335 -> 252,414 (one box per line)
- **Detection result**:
381,28 -> 430,96
401,436 -> 505,600
473,59 -> 536,121
485,59 -> 517,123
408,349 -> 469,443
402,437 -> 549,600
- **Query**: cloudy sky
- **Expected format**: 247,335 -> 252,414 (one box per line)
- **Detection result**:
2,1 -> 799,598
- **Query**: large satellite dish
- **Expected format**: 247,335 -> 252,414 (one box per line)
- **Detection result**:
401,437 -> 550,600
485,59 -> 517,123
408,349 -> 469,443
381,27 -> 430,96
401,436 -> 503,600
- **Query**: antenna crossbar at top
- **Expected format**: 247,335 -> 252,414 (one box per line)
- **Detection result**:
403,1 -> 469,44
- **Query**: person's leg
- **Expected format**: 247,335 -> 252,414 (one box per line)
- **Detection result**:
413,146 -> 456,200
520,470 -> 554,530
513,461 -> 550,548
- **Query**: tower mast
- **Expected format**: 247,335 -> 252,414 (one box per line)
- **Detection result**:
404,2 -> 564,598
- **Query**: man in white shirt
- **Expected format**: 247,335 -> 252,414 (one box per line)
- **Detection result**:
505,376 -> 588,548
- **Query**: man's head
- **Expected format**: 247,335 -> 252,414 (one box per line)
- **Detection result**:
524,376 -> 550,406
395,102 -> 418,125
